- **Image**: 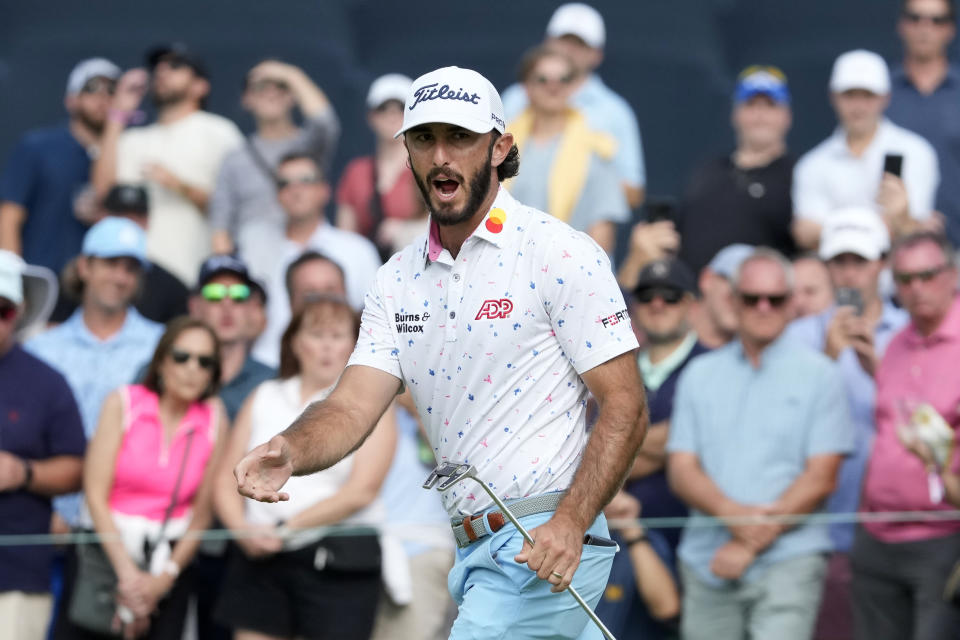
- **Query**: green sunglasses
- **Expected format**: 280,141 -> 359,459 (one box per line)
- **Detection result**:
201,283 -> 251,302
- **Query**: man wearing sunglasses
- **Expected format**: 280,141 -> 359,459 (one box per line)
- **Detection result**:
854,231 -> 960,640
92,43 -> 243,287
888,0 -> 960,247
0,57 -> 120,280
210,59 -> 340,257
668,248 -> 853,639
784,208 -> 909,639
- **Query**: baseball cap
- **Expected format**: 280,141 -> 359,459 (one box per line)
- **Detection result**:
546,3 -> 606,49
707,244 -> 755,278
197,254 -> 255,288
103,184 -> 149,215
735,66 -> 790,104
633,259 -> 698,298
819,208 -> 891,261
146,43 -> 208,79
395,66 -> 505,138
830,49 -> 890,95
82,218 -> 148,267
66,57 -> 121,96
367,74 -> 413,109
0,250 -> 58,332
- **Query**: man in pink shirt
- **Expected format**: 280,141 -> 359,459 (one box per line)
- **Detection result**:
854,231 -> 960,640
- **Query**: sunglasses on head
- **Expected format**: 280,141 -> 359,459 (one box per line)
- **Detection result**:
0,303 -> 16,322
892,263 -> 951,285
276,175 -> 320,190
169,349 -> 216,370
739,292 -> 790,308
201,282 -> 251,302
635,287 -> 685,305
903,10 -> 953,25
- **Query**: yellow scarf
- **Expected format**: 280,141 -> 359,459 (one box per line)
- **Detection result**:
507,108 -> 616,223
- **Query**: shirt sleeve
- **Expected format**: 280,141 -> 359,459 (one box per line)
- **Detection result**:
792,152 -> 831,223
208,151 -> 241,233
666,365 -> 699,454
535,225 -> 639,375
347,270 -> 403,380
0,137 -> 40,207
115,130 -> 141,183
300,108 -> 341,175
607,98 -> 646,188
574,155 -> 631,227
903,137 -> 940,218
343,236 -> 383,310
805,361 -> 855,457
43,372 -> 86,457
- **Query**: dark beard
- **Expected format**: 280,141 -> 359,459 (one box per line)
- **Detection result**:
76,111 -> 105,135
152,87 -> 189,109
410,140 -> 493,227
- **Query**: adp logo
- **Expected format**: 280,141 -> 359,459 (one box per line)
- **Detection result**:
475,298 -> 513,320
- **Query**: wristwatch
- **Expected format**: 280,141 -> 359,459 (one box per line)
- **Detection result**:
19,458 -> 33,491
623,532 -> 648,547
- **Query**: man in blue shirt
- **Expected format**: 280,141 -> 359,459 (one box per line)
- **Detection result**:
785,208 -> 908,639
668,248 -> 854,639
25,218 -> 163,527
0,251 -> 85,640
0,58 -> 120,276
501,3 -> 646,208
887,0 -> 960,245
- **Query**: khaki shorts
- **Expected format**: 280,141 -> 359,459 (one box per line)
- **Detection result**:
0,591 -> 53,640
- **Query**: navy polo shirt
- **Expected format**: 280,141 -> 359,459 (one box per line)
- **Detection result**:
0,125 -> 93,275
625,340 -> 709,551
219,357 -> 275,422
0,345 -> 85,593
888,65 -> 960,246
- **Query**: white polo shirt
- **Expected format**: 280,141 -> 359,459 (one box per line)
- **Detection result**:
793,118 -> 939,224
348,187 -> 638,516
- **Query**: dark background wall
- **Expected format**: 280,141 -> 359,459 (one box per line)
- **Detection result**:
0,0 -> 913,204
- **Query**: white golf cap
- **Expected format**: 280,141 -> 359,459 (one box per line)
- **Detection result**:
546,3 -> 606,49
395,66 -> 505,138
367,73 -> 413,109
830,49 -> 890,95
819,207 -> 891,261
0,250 -> 58,333
66,57 -> 121,96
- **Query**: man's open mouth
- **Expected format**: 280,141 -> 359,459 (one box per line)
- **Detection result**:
432,174 -> 461,201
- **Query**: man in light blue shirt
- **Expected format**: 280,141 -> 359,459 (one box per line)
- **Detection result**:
784,207 -> 908,637
25,217 -> 163,526
501,3 -> 646,208
667,247 -> 853,640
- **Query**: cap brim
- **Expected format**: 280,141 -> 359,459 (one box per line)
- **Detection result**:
16,266 -> 57,336
395,114 -> 497,139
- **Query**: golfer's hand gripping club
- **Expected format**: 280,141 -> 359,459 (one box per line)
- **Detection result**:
424,463 -> 618,640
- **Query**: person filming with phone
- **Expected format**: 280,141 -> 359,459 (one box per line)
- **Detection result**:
784,207 -> 909,639
792,50 -> 940,250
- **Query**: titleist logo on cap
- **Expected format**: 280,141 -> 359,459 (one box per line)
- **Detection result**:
410,83 -> 481,110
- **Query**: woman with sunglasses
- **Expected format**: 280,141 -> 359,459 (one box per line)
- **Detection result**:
58,317 -> 228,640
505,45 -> 630,255
213,295 -> 395,640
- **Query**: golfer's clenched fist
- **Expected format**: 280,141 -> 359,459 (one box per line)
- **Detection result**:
514,512 -> 584,593
235,434 -> 293,503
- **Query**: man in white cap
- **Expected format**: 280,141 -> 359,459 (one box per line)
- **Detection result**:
235,65 -> 646,640
501,3 -> 646,209
785,208 -> 909,639
0,250 -> 85,640
792,49 -> 940,250
0,57 -> 120,278
210,59 -> 340,256
336,73 -> 428,258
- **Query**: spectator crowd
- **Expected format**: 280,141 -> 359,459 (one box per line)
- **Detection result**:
2,1 -> 960,639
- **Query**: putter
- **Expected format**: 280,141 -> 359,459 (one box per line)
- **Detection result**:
424,462 -> 618,640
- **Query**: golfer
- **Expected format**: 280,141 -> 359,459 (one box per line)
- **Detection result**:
235,66 -> 647,640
